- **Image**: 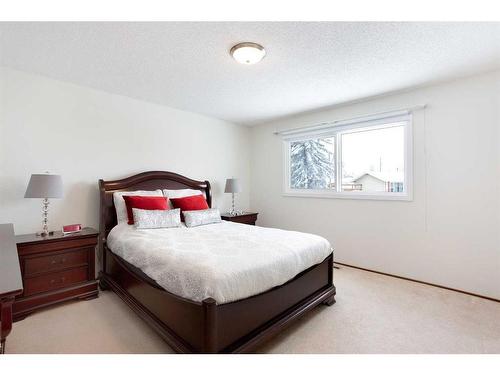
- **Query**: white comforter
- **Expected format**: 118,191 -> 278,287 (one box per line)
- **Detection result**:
107,221 -> 332,304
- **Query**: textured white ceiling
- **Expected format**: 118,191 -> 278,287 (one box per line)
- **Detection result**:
1,22 -> 499,125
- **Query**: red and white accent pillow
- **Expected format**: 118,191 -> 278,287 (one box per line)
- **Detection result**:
170,195 -> 209,213
122,195 -> 169,225
113,190 -> 163,224
162,188 -> 204,208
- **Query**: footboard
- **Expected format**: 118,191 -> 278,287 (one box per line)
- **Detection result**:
216,254 -> 334,352
100,247 -> 335,353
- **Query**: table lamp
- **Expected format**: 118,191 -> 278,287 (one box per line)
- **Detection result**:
24,173 -> 63,236
224,178 -> 242,216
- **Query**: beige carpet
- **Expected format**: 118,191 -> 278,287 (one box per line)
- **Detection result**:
6,265 -> 500,354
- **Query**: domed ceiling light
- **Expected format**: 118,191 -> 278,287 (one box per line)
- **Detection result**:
230,42 -> 266,65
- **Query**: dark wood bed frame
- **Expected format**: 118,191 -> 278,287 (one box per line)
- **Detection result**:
98,171 -> 336,353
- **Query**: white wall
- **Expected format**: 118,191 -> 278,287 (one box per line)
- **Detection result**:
250,71 -> 500,299
0,67 -> 251,235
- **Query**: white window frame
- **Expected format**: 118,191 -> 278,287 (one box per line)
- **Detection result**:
282,114 -> 413,201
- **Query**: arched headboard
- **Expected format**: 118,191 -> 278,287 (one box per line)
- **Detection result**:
98,170 -> 211,253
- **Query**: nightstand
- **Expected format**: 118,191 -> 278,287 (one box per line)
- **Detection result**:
221,212 -> 258,225
13,227 -> 99,321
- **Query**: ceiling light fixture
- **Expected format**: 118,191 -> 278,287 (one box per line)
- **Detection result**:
230,42 -> 266,65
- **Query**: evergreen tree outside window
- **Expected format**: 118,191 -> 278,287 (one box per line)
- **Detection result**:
290,137 -> 335,189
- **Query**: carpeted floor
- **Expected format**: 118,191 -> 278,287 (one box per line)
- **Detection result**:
6,265 -> 500,354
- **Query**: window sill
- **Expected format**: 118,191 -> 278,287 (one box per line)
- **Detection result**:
282,190 -> 412,201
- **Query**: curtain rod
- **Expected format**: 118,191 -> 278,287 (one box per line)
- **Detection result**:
273,104 -> 427,136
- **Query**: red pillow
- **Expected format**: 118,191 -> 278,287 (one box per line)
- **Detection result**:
122,196 -> 169,225
170,195 -> 209,212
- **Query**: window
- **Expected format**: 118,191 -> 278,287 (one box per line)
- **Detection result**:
283,113 -> 412,200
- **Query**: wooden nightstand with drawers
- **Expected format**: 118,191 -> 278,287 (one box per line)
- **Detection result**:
13,227 -> 99,321
221,212 -> 258,226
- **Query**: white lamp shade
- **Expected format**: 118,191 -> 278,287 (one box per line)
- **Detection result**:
24,174 -> 63,198
224,178 -> 242,194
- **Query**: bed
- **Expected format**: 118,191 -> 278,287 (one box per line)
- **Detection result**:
98,171 -> 336,353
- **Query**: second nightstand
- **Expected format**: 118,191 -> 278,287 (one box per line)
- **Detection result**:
221,212 -> 258,226
13,227 -> 99,321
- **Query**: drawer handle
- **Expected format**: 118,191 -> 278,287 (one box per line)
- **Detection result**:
50,277 -> 66,284
50,258 -> 67,265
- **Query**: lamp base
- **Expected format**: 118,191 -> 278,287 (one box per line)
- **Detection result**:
36,231 -> 55,237
228,193 -> 244,216
227,210 -> 243,217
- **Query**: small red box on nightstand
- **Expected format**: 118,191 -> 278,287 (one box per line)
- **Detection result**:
62,223 -> 82,235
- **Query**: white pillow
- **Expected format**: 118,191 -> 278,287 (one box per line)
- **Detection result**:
184,209 -> 222,228
133,208 -> 181,229
162,188 -> 204,208
113,189 -> 163,224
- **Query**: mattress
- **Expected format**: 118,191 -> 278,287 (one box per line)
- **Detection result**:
106,221 -> 332,304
